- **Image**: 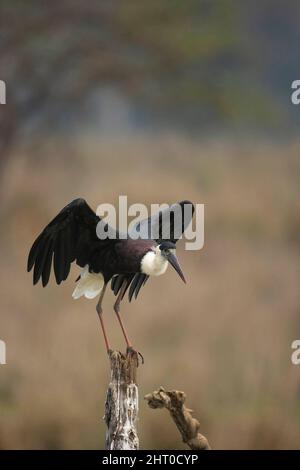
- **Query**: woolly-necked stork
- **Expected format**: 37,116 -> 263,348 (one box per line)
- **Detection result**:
27,198 -> 194,353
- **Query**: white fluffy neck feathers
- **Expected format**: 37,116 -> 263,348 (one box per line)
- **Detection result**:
141,247 -> 168,277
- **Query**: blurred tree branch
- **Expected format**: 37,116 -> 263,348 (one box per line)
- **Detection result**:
145,386 -> 211,450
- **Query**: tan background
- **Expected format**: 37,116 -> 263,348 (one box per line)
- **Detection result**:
0,1 -> 300,449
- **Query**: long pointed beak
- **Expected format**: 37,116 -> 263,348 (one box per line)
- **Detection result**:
167,252 -> 186,284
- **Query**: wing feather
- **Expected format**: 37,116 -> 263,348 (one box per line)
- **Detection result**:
129,274 -> 142,302
54,231 -> 64,284
62,224 -> 72,280
122,274 -> 135,299
33,236 -> 51,285
27,232 -> 44,272
131,200 -> 194,244
134,274 -> 148,299
27,198 -> 109,287
112,274 -> 125,296
41,241 -> 54,287
112,201 -> 194,301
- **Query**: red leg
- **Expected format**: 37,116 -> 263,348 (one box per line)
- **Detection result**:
113,282 -> 133,349
96,283 -> 111,353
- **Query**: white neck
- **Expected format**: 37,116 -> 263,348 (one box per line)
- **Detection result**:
141,247 -> 168,276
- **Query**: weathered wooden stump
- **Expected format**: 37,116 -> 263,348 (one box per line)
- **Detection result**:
104,350 -> 139,450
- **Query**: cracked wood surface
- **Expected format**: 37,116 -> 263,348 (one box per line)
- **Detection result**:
104,350 -> 139,450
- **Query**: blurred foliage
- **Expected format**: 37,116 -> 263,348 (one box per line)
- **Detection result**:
1,0 -> 299,162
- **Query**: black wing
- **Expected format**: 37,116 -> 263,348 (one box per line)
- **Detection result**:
111,200 -> 194,300
132,200 -> 195,244
27,198 -> 110,286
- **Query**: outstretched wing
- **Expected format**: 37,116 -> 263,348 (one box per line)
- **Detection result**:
112,200 -> 194,300
27,198 -> 109,286
131,200 -> 195,244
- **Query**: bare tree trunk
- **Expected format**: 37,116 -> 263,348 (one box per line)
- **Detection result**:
104,350 -> 139,450
145,387 -> 211,450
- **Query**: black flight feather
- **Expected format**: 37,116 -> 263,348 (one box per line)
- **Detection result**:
134,274 -> 148,299
112,274 -> 125,296
129,274 -> 142,302
42,241 -> 54,287
122,274 -> 135,299
27,231 -> 44,272
33,236 -> 51,285
27,198 -> 116,287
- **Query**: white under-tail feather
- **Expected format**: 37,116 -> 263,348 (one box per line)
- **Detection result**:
72,265 -> 104,299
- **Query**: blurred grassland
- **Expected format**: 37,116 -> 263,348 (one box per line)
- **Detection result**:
0,132 -> 300,449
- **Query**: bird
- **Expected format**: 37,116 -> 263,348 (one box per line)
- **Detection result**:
27,198 -> 194,354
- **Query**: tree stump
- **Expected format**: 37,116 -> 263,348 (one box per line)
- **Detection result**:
104,350 -> 139,450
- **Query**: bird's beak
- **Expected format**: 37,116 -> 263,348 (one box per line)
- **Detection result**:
167,252 -> 186,284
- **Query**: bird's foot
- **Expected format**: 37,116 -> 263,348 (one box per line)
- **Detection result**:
107,348 -> 113,358
126,346 -> 144,365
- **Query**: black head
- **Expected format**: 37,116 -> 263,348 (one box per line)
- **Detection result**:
159,241 -> 176,253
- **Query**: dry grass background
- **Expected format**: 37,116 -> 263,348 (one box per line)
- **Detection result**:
0,132 -> 300,449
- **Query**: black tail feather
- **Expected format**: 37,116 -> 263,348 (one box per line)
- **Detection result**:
111,273 -> 149,301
